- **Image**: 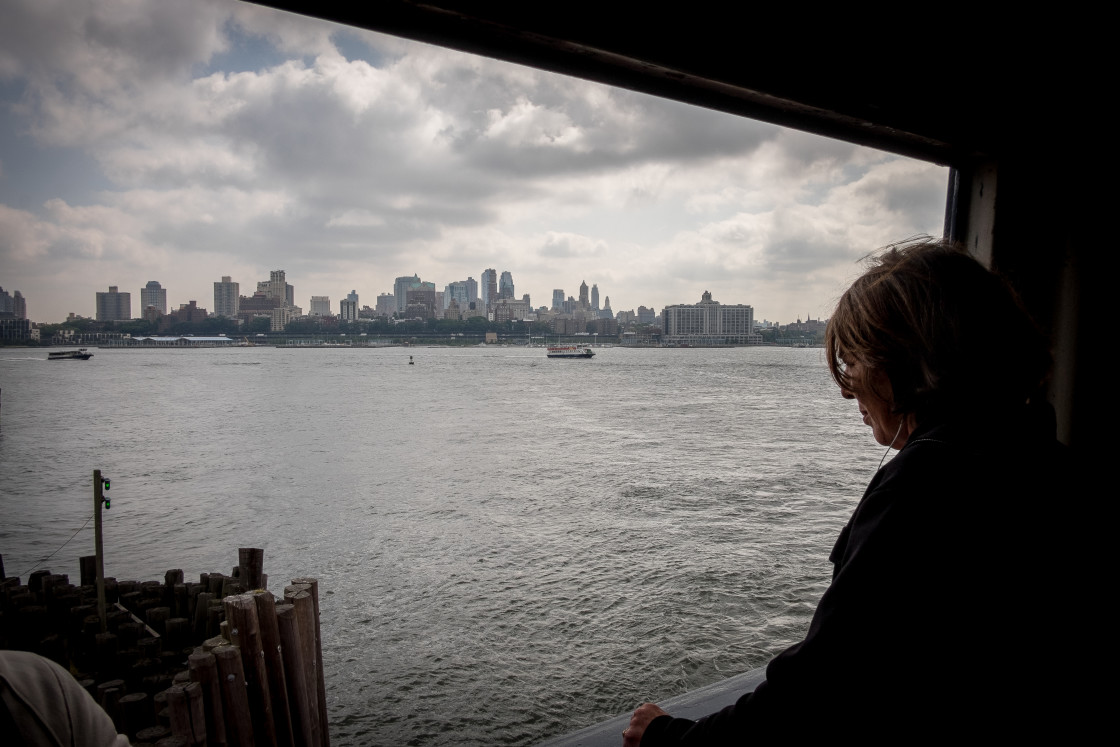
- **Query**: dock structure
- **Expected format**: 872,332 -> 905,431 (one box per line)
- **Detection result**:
0,549 -> 329,745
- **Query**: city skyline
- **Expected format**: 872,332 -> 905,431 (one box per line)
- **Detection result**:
1,0 -> 947,324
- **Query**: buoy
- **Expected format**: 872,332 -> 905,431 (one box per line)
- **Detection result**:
409,356 -> 414,365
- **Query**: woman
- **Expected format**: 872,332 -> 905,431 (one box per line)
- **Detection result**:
624,239 -> 1075,745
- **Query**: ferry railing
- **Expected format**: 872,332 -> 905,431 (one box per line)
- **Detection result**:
538,667 -> 766,746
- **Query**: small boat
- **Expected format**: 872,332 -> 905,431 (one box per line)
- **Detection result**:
49,348 -> 94,361
547,344 -> 594,359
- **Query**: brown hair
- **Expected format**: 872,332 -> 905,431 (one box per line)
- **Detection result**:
825,239 -> 1050,422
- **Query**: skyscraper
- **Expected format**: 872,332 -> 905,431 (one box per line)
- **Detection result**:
96,286 -> 132,321
482,268 -> 497,310
140,281 -> 168,315
394,275 -> 422,314
310,296 -> 332,316
579,280 -> 589,309
591,284 -> 600,311
214,276 -> 240,317
346,290 -> 359,304
552,289 -> 564,310
499,271 -> 514,301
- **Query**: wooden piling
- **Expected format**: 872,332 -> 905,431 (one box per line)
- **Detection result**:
276,603 -> 318,747
120,691 -> 154,738
167,682 -> 207,746
252,590 -> 294,747
188,652 -> 227,747
291,577 -> 328,747
223,594 -> 277,747
238,549 -> 264,591
214,646 -> 254,747
94,470 -> 107,633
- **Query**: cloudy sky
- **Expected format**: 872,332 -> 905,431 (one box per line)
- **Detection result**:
0,0 -> 947,324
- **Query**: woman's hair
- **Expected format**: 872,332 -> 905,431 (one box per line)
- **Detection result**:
825,238 -> 1051,421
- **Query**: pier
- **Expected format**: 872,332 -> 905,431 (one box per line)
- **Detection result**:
0,548 -> 329,746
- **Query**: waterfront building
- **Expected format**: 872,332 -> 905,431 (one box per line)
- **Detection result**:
444,279 -> 476,310
637,306 -> 655,324
493,297 -> 531,322
141,281 -> 168,315
160,300 -> 209,330
376,293 -> 396,317
0,288 -> 26,319
96,286 -> 132,321
662,291 -> 761,345
0,318 -> 31,341
340,298 -> 358,322
404,286 -> 437,318
481,268 -> 497,311
394,275 -> 423,314
310,296 -> 332,317
591,284 -> 599,312
214,276 -> 240,317
258,270 -> 294,307
499,271 -> 515,301
552,289 -> 564,310
270,306 -> 293,332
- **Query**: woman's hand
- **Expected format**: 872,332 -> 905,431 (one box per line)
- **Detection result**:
622,702 -> 669,747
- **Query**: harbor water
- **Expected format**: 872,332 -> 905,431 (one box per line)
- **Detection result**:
0,345 -> 885,745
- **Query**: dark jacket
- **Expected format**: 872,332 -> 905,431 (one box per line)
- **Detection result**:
642,408 -> 1081,744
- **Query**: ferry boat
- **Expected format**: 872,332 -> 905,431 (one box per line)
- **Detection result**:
48,349 -> 94,361
547,344 -> 594,359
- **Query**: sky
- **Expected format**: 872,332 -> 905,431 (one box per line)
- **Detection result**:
0,0 -> 948,325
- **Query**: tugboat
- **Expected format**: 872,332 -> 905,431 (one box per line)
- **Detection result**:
546,344 -> 594,359
48,348 -> 94,360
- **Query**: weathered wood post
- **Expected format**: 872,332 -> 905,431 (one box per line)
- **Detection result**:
214,646 -> 254,747
167,681 -> 207,746
238,548 -> 264,591
276,603 -> 318,747
252,590 -> 294,747
291,577 -> 328,747
93,469 -> 107,633
189,651 -> 227,747
224,594 -> 277,747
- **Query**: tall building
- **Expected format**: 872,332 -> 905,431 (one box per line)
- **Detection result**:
552,289 -> 564,310
499,271 -> 515,301
258,270 -> 294,307
591,284 -> 600,311
579,280 -> 589,309
214,276 -> 240,317
444,279 -> 477,310
481,268 -> 497,310
346,290 -> 359,304
140,281 -> 168,315
310,296 -> 332,317
376,293 -> 396,316
340,298 -> 358,322
662,291 -> 760,345
394,275 -> 422,314
0,287 -> 26,319
95,286 -> 132,321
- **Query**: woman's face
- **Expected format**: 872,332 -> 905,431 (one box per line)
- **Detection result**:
839,360 -> 911,449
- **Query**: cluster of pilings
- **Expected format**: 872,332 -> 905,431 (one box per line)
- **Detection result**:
0,549 -> 329,746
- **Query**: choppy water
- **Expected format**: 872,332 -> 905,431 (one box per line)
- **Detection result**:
0,345 -> 884,745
